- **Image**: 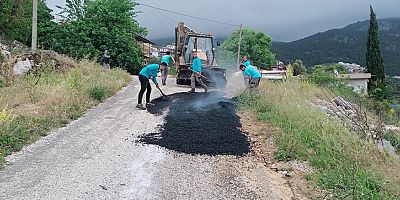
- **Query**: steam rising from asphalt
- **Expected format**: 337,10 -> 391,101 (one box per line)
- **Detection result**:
190,73 -> 246,111
190,92 -> 227,111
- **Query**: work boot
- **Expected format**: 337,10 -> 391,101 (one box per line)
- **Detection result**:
189,89 -> 195,93
136,104 -> 146,110
146,102 -> 155,106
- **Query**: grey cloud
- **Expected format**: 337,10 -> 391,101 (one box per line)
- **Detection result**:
47,0 -> 400,41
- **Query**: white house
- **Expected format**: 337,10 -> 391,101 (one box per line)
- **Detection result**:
338,73 -> 372,95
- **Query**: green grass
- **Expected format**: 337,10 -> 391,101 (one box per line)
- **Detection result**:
0,60 -> 131,166
89,86 -> 112,102
238,80 -> 400,199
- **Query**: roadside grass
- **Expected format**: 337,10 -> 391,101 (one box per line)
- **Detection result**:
0,60 -> 131,166
238,80 -> 400,199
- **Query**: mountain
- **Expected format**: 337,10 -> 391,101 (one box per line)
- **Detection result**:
272,18 -> 400,75
153,37 -> 174,47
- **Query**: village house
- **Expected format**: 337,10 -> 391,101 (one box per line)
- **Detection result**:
135,35 -> 158,63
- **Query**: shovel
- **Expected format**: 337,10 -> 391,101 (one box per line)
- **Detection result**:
157,87 -> 171,101
188,68 -> 214,83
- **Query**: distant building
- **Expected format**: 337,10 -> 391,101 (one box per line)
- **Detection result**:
261,61 -> 287,80
338,62 -> 366,73
135,35 -> 158,63
336,62 -> 371,94
159,44 -> 175,56
338,73 -> 372,95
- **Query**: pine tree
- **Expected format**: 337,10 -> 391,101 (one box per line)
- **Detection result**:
366,5 -> 386,99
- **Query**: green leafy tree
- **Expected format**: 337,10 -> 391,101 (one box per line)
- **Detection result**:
366,6 -> 386,99
48,0 -> 146,74
221,28 -> 276,69
0,0 -> 33,44
292,59 -> 306,76
0,0 -> 55,46
38,1 -> 60,49
58,0 -> 87,20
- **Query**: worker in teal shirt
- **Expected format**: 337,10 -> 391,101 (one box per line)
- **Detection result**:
160,51 -> 175,85
242,56 -> 251,67
240,64 -> 262,88
241,56 -> 251,85
136,63 -> 166,110
190,51 -> 208,93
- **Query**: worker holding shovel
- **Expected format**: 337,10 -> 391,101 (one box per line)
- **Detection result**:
136,62 -> 167,110
240,64 -> 262,88
189,52 -> 208,93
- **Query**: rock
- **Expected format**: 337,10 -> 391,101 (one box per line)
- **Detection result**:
333,96 -> 353,110
284,171 -> 294,177
13,58 -> 32,75
270,162 -> 292,172
0,43 -> 7,50
1,49 -> 11,59
385,125 -> 400,132
376,139 -> 397,156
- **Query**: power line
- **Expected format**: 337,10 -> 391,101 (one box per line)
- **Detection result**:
141,0 -> 178,25
135,1 -> 241,27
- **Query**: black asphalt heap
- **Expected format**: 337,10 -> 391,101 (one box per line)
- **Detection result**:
139,92 -> 250,156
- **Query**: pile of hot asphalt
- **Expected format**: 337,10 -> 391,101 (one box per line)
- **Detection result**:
139,92 -> 250,156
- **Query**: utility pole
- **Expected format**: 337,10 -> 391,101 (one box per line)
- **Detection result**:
236,24 -> 243,67
31,0 -> 38,53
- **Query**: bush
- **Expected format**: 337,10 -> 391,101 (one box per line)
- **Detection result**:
169,66 -> 177,76
292,59 -> 307,76
0,114 -> 30,156
89,85 -> 111,102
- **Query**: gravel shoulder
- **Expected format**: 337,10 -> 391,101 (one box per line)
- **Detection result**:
0,77 -> 295,200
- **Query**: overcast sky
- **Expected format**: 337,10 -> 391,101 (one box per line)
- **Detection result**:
47,0 -> 400,42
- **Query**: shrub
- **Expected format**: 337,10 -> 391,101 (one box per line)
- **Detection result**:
292,59 -> 307,76
0,114 -> 30,156
89,85 -> 111,102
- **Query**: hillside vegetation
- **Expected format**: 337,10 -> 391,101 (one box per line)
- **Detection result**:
239,80 -> 400,199
1,0 -> 146,74
272,18 -> 400,75
0,56 -> 131,165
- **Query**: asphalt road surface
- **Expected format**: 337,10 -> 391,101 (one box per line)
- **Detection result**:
0,77 -> 292,200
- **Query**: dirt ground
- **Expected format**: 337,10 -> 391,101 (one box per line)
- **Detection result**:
240,111 -> 323,200
0,77 -> 309,200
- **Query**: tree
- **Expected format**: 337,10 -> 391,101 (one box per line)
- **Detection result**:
48,0 -> 146,74
292,59 -> 306,76
366,6 -> 386,99
58,0 -> 87,20
1,0 -> 146,74
37,1 -> 60,49
0,0 -> 55,46
0,0 -> 33,44
221,28 -> 275,69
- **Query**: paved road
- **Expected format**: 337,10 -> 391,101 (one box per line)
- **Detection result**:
0,77 -> 292,200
